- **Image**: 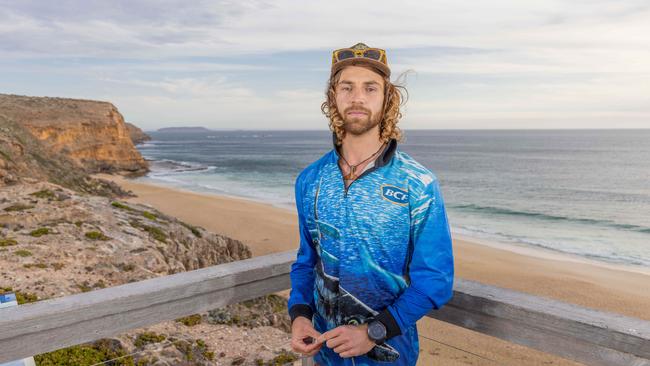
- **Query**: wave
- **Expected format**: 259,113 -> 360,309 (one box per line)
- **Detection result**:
451,203 -> 650,234
147,158 -> 215,175
453,225 -> 649,267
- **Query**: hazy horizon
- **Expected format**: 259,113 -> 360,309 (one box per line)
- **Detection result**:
144,126 -> 650,132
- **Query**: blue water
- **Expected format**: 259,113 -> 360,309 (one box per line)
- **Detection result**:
134,129 -> 650,268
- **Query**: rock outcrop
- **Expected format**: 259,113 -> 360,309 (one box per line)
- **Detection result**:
0,181 -> 294,365
125,122 -> 151,145
0,181 -> 252,296
0,116 -> 128,196
0,94 -> 148,176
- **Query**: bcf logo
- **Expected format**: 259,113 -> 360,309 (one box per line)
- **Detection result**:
381,185 -> 408,205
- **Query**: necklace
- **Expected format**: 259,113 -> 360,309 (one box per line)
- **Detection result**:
339,142 -> 386,181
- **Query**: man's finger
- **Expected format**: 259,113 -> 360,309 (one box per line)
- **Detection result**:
291,339 -> 309,354
317,326 -> 342,343
326,334 -> 347,349
305,342 -> 323,356
339,349 -> 359,358
311,335 -> 327,346
306,327 -> 322,339
333,343 -> 354,354
304,338 -> 323,352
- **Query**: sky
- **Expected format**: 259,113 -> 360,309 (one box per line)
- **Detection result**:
1,1 -> 649,131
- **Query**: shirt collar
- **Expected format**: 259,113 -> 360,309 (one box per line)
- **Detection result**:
331,132 -> 398,169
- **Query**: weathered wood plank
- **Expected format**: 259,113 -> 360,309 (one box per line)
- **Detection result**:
0,251 -> 295,363
428,279 -> 650,366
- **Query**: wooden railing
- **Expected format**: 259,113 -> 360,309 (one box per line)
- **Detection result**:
1,250 -> 649,366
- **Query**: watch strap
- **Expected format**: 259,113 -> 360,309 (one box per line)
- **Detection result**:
374,308 -> 402,341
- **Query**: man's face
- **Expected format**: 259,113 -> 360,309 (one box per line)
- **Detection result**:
334,66 -> 385,136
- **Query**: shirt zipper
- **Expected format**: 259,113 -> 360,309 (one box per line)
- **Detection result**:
338,162 -> 380,197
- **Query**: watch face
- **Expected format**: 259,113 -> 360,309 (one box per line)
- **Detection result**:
368,321 -> 387,340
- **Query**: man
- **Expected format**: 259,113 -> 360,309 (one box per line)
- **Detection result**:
288,42 -> 454,366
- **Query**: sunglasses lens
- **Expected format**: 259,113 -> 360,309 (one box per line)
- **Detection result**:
363,50 -> 381,60
337,50 -> 355,61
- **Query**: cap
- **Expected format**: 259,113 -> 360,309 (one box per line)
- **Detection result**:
331,42 -> 390,78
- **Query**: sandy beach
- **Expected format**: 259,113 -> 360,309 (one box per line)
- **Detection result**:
96,173 -> 650,366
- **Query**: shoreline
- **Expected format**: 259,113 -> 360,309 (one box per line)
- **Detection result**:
105,174 -> 650,277
96,172 -> 650,365
96,173 -> 650,320
451,232 -> 650,277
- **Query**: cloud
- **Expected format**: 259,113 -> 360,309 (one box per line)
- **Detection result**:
1,1 -> 647,58
0,0 -> 649,129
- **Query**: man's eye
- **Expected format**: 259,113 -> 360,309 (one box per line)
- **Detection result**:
341,87 -> 351,91
367,88 -> 377,92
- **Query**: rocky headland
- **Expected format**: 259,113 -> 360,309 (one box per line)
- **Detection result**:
0,94 -> 295,366
126,122 -> 152,145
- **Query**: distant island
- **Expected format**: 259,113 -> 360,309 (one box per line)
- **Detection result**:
156,126 -> 214,133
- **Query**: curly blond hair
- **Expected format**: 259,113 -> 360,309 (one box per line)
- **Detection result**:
321,66 -> 408,146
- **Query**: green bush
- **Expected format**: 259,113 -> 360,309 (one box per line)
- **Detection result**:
175,314 -> 202,327
129,220 -> 168,243
29,228 -> 50,237
14,249 -> 32,257
76,280 -> 106,293
170,338 -> 214,362
29,189 -> 57,200
84,231 -> 111,241
0,238 -> 18,247
116,263 -> 136,271
180,221 -> 202,238
111,201 -> 133,211
268,350 -> 298,366
143,225 -> 167,243
3,203 -> 34,212
142,211 -> 157,220
0,149 -> 12,162
34,339 -> 133,366
134,332 -> 166,348
77,281 -> 92,293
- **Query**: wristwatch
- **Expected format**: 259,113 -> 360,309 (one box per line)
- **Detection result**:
367,319 -> 387,345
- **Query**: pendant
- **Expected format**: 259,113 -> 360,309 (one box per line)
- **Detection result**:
343,166 -> 356,180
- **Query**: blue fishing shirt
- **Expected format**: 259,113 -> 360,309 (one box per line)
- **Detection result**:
288,136 -> 454,365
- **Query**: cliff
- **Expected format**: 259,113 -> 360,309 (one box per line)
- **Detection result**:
0,94 -> 148,175
0,115 -> 127,196
125,122 -> 151,145
0,94 -> 295,364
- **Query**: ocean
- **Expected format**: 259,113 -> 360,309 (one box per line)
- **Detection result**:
133,129 -> 650,268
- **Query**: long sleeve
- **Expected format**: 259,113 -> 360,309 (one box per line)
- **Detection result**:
287,173 -> 318,323
376,177 -> 455,339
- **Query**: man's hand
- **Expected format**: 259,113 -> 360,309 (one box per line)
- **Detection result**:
290,316 -> 324,357
316,323 -> 376,358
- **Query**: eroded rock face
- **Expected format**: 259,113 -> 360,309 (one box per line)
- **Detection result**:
0,94 -> 148,175
0,117 -> 131,196
125,122 -> 152,145
0,181 -> 294,365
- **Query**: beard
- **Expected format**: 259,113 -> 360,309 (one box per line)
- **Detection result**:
341,106 -> 381,136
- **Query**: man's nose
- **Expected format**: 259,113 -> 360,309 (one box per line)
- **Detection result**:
350,87 -> 365,103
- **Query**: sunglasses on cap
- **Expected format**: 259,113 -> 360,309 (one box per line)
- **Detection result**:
331,47 -> 388,65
